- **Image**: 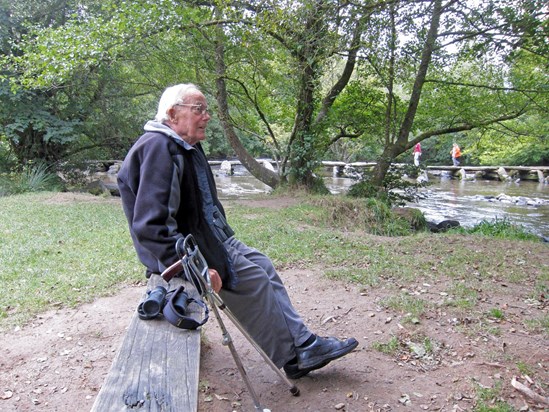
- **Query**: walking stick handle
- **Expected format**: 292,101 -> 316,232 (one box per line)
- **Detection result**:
160,260 -> 182,282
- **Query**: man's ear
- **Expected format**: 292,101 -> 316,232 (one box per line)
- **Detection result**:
166,107 -> 178,122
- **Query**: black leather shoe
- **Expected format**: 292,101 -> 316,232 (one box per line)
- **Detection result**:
283,358 -> 329,379
295,336 -> 358,370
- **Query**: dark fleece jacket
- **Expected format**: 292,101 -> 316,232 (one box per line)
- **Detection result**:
117,126 -> 236,289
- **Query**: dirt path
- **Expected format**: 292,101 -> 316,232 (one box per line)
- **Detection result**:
1,264 -> 547,411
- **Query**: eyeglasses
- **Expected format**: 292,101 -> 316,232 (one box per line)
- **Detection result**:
174,103 -> 210,116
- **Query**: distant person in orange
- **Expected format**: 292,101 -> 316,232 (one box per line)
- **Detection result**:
451,143 -> 461,166
413,142 -> 422,166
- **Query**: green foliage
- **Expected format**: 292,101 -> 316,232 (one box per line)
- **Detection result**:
0,162 -> 61,196
0,139 -> 17,173
347,179 -> 383,199
0,81 -> 83,163
469,124 -> 549,166
2,0 -> 547,192
348,166 -> 425,207
323,80 -> 386,161
451,218 -> 541,241
308,195 -> 412,236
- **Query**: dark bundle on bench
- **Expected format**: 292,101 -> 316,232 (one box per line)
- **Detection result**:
91,274 -> 202,412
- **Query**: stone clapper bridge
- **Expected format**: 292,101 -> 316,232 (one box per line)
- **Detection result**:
210,160 -> 549,184
87,160 -> 549,197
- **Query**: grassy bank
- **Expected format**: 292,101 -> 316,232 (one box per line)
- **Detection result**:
0,192 -> 144,328
0,192 -> 547,335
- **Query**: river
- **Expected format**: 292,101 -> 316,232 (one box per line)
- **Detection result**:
213,165 -> 549,238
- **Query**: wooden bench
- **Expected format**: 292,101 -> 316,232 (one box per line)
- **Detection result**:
91,274 -> 202,412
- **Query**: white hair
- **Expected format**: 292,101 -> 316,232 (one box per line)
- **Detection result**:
154,83 -> 202,122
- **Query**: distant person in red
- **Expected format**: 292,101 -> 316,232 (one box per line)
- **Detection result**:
413,143 -> 422,166
451,143 -> 461,166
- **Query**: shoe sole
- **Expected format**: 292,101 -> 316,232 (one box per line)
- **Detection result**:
297,339 -> 358,370
285,360 -> 329,379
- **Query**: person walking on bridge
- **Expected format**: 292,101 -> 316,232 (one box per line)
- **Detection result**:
451,143 -> 461,166
413,142 -> 422,166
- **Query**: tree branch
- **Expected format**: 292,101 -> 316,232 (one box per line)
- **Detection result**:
315,12 -> 367,125
410,110 -> 527,147
424,79 -> 545,94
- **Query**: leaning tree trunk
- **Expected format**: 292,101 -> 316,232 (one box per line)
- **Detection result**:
371,144 -> 404,188
213,20 -> 280,189
372,0 -> 444,188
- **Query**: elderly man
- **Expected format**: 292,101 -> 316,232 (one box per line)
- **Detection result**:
117,83 -> 358,379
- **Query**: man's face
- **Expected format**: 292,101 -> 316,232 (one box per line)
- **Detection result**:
170,92 -> 211,145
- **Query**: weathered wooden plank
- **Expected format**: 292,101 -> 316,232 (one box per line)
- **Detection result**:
91,275 -> 202,412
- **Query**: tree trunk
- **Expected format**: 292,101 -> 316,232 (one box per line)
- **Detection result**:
213,21 -> 280,189
371,0 -> 444,187
287,1 -> 330,189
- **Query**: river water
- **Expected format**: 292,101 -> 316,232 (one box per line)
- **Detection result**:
213,165 -> 549,238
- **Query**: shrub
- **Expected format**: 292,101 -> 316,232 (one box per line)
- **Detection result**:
0,162 -> 61,196
348,166 -> 426,207
310,195 -> 413,236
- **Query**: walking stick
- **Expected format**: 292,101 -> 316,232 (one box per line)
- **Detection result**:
161,235 -> 300,411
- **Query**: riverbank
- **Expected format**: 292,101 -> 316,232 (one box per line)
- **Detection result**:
0,192 -> 547,411
91,160 -> 549,237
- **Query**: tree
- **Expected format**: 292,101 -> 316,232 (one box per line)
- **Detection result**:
352,0 -> 548,187
5,0 -> 548,191
0,0 -> 159,166
210,1 -> 367,190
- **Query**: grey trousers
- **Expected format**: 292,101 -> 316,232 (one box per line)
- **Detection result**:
219,237 -> 312,368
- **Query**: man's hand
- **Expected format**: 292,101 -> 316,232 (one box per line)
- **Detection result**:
208,268 -> 222,293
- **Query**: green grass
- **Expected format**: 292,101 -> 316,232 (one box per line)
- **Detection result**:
371,336 -> 400,355
1,191 -> 547,335
473,380 -> 517,412
379,293 -> 429,321
0,192 -> 143,328
524,313 -> 549,334
445,281 -> 479,309
487,307 -> 505,320
1,190 -> 548,410
451,217 -> 540,242
0,162 -> 61,196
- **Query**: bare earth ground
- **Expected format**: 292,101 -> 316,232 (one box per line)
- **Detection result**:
0,196 -> 548,412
